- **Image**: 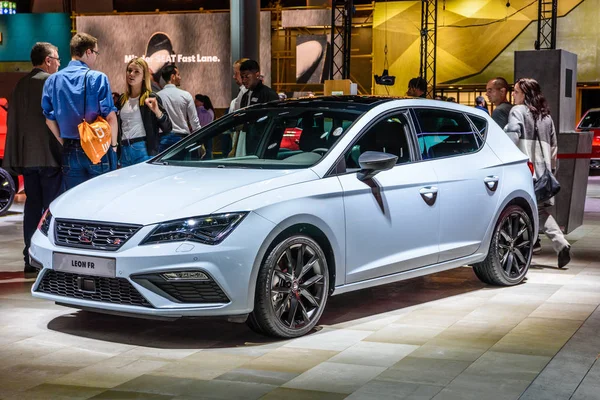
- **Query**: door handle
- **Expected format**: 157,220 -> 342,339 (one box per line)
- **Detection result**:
419,186 -> 438,206
484,175 -> 499,192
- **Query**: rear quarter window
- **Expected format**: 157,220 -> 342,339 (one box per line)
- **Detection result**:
413,108 -> 483,160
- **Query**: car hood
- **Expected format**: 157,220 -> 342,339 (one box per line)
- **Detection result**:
50,163 -> 318,225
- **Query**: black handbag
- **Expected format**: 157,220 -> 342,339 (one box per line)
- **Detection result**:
532,119 -> 560,203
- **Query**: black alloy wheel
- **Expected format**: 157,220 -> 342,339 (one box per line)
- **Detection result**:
0,168 -> 15,216
473,205 -> 533,286
248,235 -> 329,338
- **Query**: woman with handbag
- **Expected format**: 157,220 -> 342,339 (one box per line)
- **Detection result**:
117,57 -> 172,167
505,78 -> 571,268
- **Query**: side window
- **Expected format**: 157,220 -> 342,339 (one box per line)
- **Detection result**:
468,114 -> 488,139
413,108 -> 481,160
277,113 -> 356,160
344,113 -> 412,170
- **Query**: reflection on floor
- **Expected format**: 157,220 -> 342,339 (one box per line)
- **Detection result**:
1,179 -> 600,400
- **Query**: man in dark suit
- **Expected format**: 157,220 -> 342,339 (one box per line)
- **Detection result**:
3,42 -> 63,274
239,60 -> 279,155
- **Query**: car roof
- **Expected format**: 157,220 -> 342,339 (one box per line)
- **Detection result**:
250,95 -> 398,112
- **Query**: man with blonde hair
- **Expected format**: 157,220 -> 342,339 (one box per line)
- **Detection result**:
42,32 -> 118,190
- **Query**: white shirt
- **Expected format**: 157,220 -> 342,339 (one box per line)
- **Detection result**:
120,97 -> 146,140
232,86 -> 248,112
157,84 -> 201,134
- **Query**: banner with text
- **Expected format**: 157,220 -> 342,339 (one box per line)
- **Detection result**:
76,12 -> 271,108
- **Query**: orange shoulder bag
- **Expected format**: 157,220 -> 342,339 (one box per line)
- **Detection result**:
78,71 -> 112,164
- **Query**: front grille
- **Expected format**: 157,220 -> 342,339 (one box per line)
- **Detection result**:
55,219 -> 142,251
149,279 -> 229,303
36,270 -> 152,307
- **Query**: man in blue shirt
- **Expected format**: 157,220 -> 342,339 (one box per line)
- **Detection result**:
42,32 -> 118,190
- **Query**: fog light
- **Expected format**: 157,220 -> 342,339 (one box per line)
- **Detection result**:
161,271 -> 209,281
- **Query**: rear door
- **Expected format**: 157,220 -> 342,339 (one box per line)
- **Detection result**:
411,108 -> 504,262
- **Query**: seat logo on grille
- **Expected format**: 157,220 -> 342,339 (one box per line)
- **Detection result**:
78,228 -> 97,243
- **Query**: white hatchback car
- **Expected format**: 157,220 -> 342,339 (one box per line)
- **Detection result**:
30,97 -> 538,338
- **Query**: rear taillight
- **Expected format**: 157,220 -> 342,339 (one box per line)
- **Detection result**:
527,161 -> 535,175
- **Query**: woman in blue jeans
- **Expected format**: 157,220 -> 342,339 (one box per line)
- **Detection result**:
117,57 -> 172,167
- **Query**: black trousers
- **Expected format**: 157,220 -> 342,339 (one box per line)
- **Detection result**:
22,167 -> 62,264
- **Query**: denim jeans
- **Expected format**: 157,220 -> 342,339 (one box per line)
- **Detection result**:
159,132 -> 185,153
120,141 -> 151,168
22,167 -> 62,264
62,141 -> 117,191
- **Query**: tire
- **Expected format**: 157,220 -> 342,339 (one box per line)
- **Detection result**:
248,235 -> 329,338
0,168 -> 15,216
473,205 -> 533,286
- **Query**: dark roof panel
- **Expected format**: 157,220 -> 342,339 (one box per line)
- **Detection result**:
251,95 -> 397,112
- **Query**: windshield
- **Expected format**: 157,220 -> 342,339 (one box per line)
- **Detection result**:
155,106 -> 362,169
578,111 -> 600,129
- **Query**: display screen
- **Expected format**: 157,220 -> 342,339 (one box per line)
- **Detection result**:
1,1 -> 16,14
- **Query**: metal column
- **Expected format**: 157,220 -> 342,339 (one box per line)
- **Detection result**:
329,0 -> 353,80
230,0 -> 260,99
419,0 -> 437,98
535,0 -> 558,50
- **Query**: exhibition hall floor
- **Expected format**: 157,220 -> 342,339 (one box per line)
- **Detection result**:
1,179 -> 600,400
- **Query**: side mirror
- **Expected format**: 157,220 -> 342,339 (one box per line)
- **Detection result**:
357,151 -> 398,181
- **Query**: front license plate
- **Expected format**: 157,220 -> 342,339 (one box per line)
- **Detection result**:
53,252 -> 116,278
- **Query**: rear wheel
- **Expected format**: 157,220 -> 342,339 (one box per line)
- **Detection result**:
473,205 -> 533,286
248,235 -> 329,338
0,168 -> 15,216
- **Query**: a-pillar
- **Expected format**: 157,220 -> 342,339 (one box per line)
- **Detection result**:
230,0 -> 260,100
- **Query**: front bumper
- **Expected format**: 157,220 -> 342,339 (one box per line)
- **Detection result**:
30,212 -> 275,318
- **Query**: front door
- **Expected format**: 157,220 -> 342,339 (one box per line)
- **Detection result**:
337,112 -> 441,284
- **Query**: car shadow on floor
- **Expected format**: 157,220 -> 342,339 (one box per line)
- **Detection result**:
45,267 -> 488,349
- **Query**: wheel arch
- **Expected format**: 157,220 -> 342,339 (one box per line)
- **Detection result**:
265,223 -> 336,295
248,218 -> 339,311
477,190 -> 538,256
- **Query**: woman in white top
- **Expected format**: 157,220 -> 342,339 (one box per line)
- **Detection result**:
117,57 -> 172,167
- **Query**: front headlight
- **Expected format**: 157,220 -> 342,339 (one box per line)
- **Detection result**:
38,209 -> 52,236
140,212 -> 248,245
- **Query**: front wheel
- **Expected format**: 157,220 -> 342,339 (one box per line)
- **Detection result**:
0,168 -> 15,216
473,205 -> 533,286
248,235 -> 329,338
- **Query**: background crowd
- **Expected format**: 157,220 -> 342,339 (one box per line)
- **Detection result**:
2,33 -> 278,273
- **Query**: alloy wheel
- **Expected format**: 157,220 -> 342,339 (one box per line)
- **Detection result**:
269,242 -> 327,330
497,210 -> 533,279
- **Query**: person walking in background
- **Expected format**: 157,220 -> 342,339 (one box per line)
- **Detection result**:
117,57 -> 172,167
505,77 -> 571,268
475,96 -> 489,114
3,42 -> 63,274
157,64 -> 201,152
195,94 -> 214,160
486,77 -> 512,128
41,33 -> 118,191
